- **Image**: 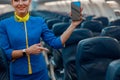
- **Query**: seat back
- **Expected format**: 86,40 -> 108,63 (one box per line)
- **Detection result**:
93,16 -> 109,27
52,23 -> 70,36
46,19 -> 62,29
106,59 -> 120,80
62,29 -> 93,80
76,37 -> 120,80
51,22 -> 70,69
0,48 -> 10,80
100,26 -> 120,41
81,20 -> 104,36
109,19 -> 120,26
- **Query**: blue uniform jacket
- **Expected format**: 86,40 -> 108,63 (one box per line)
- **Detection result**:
0,16 -> 63,75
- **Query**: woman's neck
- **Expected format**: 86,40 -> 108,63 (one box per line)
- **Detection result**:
16,12 -> 28,18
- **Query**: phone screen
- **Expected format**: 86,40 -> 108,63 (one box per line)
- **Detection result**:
71,1 -> 81,21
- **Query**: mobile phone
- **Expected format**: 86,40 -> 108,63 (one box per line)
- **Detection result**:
71,1 -> 81,21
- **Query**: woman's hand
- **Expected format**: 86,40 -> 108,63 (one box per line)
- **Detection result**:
60,8 -> 83,45
26,43 -> 49,55
70,8 -> 83,27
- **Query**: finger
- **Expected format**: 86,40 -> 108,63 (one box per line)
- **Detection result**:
80,7 -> 83,12
69,12 -> 72,16
36,43 -> 42,47
39,47 -> 49,52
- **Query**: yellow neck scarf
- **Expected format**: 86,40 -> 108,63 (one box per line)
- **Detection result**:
14,12 -> 30,22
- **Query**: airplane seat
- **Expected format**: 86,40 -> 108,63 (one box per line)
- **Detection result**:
93,16 -> 109,27
51,23 -> 86,71
50,49 -> 64,80
58,15 -> 64,20
100,26 -> 120,42
81,20 -> 104,36
109,19 -> 120,26
0,48 -> 10,80
30,11 -> 41,17
46,19 -> 63,29
85,15 -> 96,21
44,17 -> 57,23
0,11 -> 14,21
52,23 -> 70,36
48,22 -> 70,64
47,22 -> 71,80
51,49 -> 63,69
76,19 -> 86,28
76,37 -> 120,80
106,59 -> 120,80
62,17 -> 71,22
62,29 -> 93,80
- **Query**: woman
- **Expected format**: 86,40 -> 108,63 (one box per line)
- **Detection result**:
0,0 -> 82,80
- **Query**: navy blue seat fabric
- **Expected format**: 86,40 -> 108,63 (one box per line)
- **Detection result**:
106,59 -> 120,80
62,17 -> 71,22
93,16 -> 109,27
44,17 -> 57,23
51,22 -> 70,66
0,11 -> 14,21
0,48 -> 10,80
85,15 -> 95,21
65,29 -> 93,46
58,16 -> 63,20
46,19 -> 63,29
50,23 -> 71,80
100,26 -> 120,41
52,23 -> 70,36
51,49 -> 63,69
81,20 -> 104,36
76,37 -> 120,80
62,29 -> 93,80
76,19 -> 86,28
29,11 -> 41,17
109,19 -> 120,26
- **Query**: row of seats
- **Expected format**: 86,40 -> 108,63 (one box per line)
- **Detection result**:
38,11 -> 120,80
46,15 -> 120,80
50,27 -> 120,80
49,18 -> 120,80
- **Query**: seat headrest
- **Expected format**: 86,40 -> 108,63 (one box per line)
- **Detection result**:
81,20 -> 104,32
52,23 -> 70,36
65,29 -> 93,46
62,17 -> 71,22
77,37 -> 120,63
101,26 -> 120,41
109,19 -> 120,26
85,15 -> 95,21
93,16 -> 109,27
46,19 -> 62,29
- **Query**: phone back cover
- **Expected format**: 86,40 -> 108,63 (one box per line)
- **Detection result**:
71,2 -> 81,21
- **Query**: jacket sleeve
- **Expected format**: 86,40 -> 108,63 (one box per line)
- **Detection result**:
0,21 -> 13,61
40,19 -> 63,49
